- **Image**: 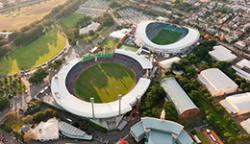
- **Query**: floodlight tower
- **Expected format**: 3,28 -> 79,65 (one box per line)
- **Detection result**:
90,97 -> 95,118
118,94 -> 122,116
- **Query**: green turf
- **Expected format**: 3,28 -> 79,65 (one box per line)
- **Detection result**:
151,29 -> 183,45
60,12 -> 85,28
74,63 -> 136,103
0,29 -> 66,74
101,38 -> 119,50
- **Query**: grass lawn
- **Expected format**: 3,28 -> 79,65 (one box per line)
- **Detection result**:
74,63 -> 136,103
0,29 -> 66,74
101,38 -> 119,50
60,12 -> 85,28
151,29 -> 182,45
121,45 -> 138,52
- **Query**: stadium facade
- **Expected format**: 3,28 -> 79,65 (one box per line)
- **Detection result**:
134,21 -> 200,54
51,49 -> 153,130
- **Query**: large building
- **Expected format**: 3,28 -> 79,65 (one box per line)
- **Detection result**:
240,118 -> 250,135
51,49 -> 153,130
232,59 -> 250,81
220,92 -> 250,115
198,68 -> 238,97
130,117 -> 194,144
134,21 -> 200,54
208,45 -> 237,62
161,77 -> 200,120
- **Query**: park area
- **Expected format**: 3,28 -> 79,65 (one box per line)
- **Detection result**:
0,0 -> 68,31
151,29 -> 183,45
74,63 -> 136,103
0,29 -> 66,74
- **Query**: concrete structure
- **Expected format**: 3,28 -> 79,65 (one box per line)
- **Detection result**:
158,57 -> 180,69
240,118 -> 250,134
161,77 -> 200,120
220,92 -> 250,115
29,118 -> 59,142
134,21 -> 200,54
232,59 -> 250,81
209,45 -> 237,62
109,29 -> 130,39
79,22 -> 100,35
130,117 -> 194,144
51,50 -> 152,130
198,68 -> 238,97
59,122 -> 92,140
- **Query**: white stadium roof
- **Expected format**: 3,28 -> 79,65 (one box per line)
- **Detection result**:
209,45 -> 237,62
220,92 -> 250,115
134,21 -> 200,54
161,77 -> 199,116
198,68 -> 238,97
51,51 -> 152,118
130,117 -> 193,144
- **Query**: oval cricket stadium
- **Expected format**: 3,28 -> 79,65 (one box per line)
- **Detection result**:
51,49 -> 153,129
134,21 -> 200,54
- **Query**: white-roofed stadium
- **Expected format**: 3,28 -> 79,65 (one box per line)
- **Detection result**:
51,49 -> 152,130
134,21 -> 200,54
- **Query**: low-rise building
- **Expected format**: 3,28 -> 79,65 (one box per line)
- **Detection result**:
220,92 -> 250,115
208,45 -> 237,62
161,77 -> 200,120
240,118 -> 250,134
198,68 -> 238,97
130,117 -> 194,144
232,59 -> 250,81
79,22 -> 100,35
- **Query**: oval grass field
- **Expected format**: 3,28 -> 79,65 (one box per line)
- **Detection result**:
74,63 -> 136,103
0,29 -> 66,75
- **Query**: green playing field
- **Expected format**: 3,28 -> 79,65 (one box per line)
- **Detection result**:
151,29 -> 182,45
74,63 -> 136,103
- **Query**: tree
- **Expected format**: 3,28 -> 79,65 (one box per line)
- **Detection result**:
0,96 -> 9,111
29,68 -> 48,84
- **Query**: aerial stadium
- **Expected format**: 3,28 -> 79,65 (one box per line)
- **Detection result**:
51,49 -> 153,130
134,21 -> 200,54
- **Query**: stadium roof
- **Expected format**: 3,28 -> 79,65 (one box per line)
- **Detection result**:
209,45 -> 237,62
115,49 -> 153,69
220,92 -> 250,115
59,121 -> 92,140
130,117 -> 193,144
161,77 -> 199,116
134,21 -> 200,54
51,51 -> 152,119
240,118 -> 250,134
198,68 -> 238,97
